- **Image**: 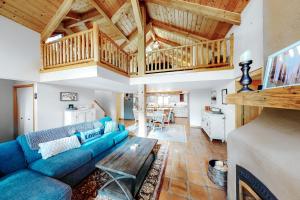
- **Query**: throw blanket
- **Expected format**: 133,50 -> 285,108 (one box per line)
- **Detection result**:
25,121 -> 95,150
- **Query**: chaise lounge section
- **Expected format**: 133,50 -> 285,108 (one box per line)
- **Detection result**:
0,117 -> 129,200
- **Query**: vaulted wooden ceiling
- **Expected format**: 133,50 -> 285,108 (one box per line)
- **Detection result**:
0,0 -> 249,53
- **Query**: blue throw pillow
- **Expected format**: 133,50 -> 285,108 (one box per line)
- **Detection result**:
80,128 -> 102,143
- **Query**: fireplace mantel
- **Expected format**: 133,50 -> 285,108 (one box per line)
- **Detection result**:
226,86 -> 300,110
227,108 -> 300,200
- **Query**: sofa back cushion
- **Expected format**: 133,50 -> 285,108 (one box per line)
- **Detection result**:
17,135 -> 42,163
99,116 -> 112,126
0,140 -> 27,175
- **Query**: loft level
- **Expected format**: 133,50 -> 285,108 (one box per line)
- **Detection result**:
41,24 -> 234,76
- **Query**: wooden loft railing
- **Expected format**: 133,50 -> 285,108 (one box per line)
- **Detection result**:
129,34 -> 234,76
41,24 -> 234,77
41,24 -> 129,75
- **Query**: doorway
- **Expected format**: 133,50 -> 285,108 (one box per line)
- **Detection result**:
13,84 -> 35,136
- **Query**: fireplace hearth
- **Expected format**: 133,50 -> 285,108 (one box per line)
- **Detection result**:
236,165 -> 277,200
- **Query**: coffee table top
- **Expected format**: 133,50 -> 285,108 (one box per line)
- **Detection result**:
96,137 -> 158,178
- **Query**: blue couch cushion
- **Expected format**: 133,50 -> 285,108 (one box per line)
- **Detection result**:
29,148 -> 92,178
0,140 -> 27,175
0,169 -> 71,200
81,133 -> 116,157
17,135 -> 42,164
113,130 -> 129,144
99,116 -> 112,126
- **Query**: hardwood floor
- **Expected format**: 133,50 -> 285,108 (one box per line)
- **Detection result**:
158,118 -> 227,200
120,117 -> 227,200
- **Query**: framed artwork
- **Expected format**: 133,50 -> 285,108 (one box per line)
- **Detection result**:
211,90 -> 217,105
263,40 -> 300,89
221,89 -> 228,105
60,92 -> 78,101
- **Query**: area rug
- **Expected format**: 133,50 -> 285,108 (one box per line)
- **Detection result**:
147,124 -> 187,143
72,144 -> 168,200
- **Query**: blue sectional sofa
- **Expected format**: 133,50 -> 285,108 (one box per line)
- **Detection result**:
0,117 -> 129,200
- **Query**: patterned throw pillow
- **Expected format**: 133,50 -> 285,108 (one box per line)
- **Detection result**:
38,136 -> 81,159
80,127 -> 102,143
104,121 -> 119,134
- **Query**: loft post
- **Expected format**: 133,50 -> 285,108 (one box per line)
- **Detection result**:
93,22 -> 100,62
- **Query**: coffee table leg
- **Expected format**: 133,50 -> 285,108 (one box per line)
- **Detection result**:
99,170 -> 134,200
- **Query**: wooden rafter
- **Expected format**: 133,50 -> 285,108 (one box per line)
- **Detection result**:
41,0 -> 74,41
63,9 -> 101,28
152,20 -> 208,41
131,0 -> 144,34
146,0 -> 241,25
156,36 -> 180,47
121,22 -> 152,49
111,0 -> 132,24
90,0 -> 129,42
66,11 -> 81,20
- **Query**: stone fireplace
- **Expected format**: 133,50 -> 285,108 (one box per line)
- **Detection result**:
227,108 -> 300,200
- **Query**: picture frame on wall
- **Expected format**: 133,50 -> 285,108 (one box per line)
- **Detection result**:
221,89 -> 228,105
263,40 -> 300,89
60,92 -> 78,101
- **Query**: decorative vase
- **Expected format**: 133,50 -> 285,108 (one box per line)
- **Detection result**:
238,60 -> 253,93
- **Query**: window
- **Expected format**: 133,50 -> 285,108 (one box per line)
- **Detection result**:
158,96 -> 169,106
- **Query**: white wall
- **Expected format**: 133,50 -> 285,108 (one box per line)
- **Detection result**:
211,81 -> 236,139
0,16 -> 40,81
95,90 -> 118,121
0,79 -> 14,141
36,83 -> 95,130
263,0 -> 300,63
226,0 -> 264,77
189,90 -> 210,127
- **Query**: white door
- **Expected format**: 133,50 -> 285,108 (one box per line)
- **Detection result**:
17,87 -> 34,135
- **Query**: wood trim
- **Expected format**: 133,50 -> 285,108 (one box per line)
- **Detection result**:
156,36 -> 180,47
97,61 -> 130,77
41,0 -> 74,41
13,84 -> 35,137
239,180 -> 262,200
146,0 -> 241,25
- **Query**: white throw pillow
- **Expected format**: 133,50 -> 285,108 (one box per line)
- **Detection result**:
38,135 -> 81,159
104,121 -> 119,134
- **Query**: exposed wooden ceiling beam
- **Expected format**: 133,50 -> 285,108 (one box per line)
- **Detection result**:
90,0 -> 129,42
41,0 -> 74,41
152,19 -> 208,41
56,24 -> 74,35
156,36 -> 180,47
66,11 -> 81,20
146,0 -> 241,25
121,22 -> 152,49
111,0 -> 132,24
131,0 -> 144,34
63,9 -> 101,28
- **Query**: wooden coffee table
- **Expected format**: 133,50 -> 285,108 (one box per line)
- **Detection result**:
96,136 -> 158,200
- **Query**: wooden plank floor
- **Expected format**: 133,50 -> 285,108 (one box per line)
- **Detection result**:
119,118 -> 227,200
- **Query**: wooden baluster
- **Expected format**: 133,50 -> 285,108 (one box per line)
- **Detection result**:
62,40 -> 66,64
200,43 -> 204,66
211,42 -> 215,64
81,34 -> 85,59
206,42 -> 209,65
74,36 -> 77,62
86,32 -> 89,59
59,42 -> 62,65
223,39 -> 227,64
185,46 -> 188,68
230,34 -> 234,67
181,47 -> 183,68
71,37 -> 74,62
217,40 -> 221,64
